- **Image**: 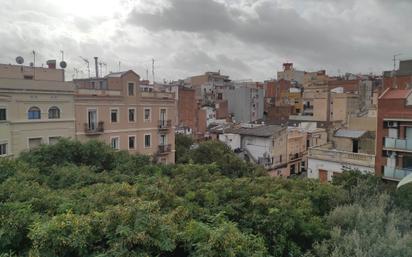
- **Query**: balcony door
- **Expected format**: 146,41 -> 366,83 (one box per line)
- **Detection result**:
88,109 -> 97,130
160,134 -> 167,146
160,109 -> 167,126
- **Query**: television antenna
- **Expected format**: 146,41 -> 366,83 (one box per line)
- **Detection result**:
79,56 -> 90,78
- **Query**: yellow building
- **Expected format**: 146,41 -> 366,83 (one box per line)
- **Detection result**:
0,78 -> 76,157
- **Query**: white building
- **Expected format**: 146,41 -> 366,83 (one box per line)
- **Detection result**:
219,124 -> 287,170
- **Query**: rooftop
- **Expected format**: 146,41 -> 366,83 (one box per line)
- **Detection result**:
334,129 -> 367,139
0,78 -> 75,92
226,124 -> 284,137
381,89 -> 412,99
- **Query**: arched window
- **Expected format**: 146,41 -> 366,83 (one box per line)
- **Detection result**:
48,106 -> 60,119
28,106 -> 41,120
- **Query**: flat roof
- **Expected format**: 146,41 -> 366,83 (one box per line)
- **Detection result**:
335,129 -> 367,139
226,125 -> 284,137
0,78 -> 75,92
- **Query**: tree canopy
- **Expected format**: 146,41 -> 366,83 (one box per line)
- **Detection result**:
0,139 -> 410,257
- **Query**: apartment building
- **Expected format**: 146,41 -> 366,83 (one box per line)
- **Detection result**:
277,63 -> 305,85
224,82 -> 265,123
376,88 -> 412,181
287,127 -> 307,175
74,70 -> 176,164
218,124 -> 288,173
0,63 -> 75,157
308,128 -> 375,182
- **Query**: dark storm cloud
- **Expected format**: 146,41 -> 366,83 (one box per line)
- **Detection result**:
128,0 -> 412,75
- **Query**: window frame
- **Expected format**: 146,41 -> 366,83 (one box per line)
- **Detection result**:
110,136 -> 120,150
143,107 -> 151,122
0,107 -> 7,121
28,106 -> 41,120
0,142 -> 7,156
27,137 -> 43,150
128,108 -> 136,123
110,108 -> 119,123
48,106 -> 61,119
128,135 -> 136,150
128,82 -> 135,96
144,133 -> 151,148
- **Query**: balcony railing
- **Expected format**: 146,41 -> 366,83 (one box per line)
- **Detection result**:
158,144 -> 172,155
383,166 -> 412,181
158,120 -> 172,131
384,137 -> 412,151
308,147 -> 375,167
84,121 -> 104,135
289,152 -> 303,161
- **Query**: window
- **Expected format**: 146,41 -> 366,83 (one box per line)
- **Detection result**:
28,106 -> 41,120
48,106 -> 60,119
49,137 -> 61,145
111,137 -> 119,150
111,109 -> 118,123
144,134 -> 151,148
217,93 -> 223,100
160,134 -> 167,145
128,108 -> 135,122
144,108 -> 151,121
128,136 -> 136,149
128,83 -> 135,96
0,108 -> 6,121
24,75 -> 33,80
0,143 -> 7,156
28,138 -> 42,149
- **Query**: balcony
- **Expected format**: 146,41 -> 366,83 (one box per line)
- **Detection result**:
383,166 -> 412,181
158,120 -> 172,132
84,121 -> 104,135
158,144 -> 172,155
289,152 -> 303,161
384,137 -> 412,152
308,147 -> 375,168
139,91 -> 175,99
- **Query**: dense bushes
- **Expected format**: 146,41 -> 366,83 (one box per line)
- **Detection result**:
0,139 -> 411,256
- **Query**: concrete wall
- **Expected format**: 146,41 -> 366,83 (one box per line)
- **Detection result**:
308,158 -> 375,181
219,133 -> 241,150
225,85 -> 265,123
0,64 -> 65,81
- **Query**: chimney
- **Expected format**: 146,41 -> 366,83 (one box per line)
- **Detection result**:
94,57 -> 99,78
46,60 -> 56,69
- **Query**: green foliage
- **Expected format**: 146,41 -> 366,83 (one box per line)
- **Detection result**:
175,134 -> 194,163
1,139 -> 412,256
307,194 -> 412,257
179,140 -> 266,177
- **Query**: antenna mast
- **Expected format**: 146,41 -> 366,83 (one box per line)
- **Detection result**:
152,58 -> 155,84
79,56 -> 90,78
32,50 -> 36,80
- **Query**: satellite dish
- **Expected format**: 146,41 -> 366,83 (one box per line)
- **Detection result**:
15,56 -> 24,64
60,61 -> 67,69
29,62 -> 34,67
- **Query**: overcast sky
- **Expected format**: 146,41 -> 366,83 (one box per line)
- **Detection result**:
1,0 -> 412,81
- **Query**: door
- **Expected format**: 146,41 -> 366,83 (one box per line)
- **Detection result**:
160,135 -> 167,146
319,169 -> 328,183
352,139 -> 359,153
160,109 -> 167,126
88,110 -> 97,130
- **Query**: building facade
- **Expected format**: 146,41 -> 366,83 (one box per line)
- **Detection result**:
0,77 -> 75,157
74,70 -> 176,164
375,88 -> 412,181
